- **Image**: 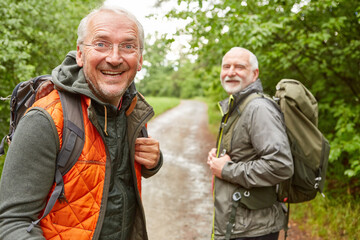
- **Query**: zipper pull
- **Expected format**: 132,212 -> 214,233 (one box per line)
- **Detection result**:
220,149 -> 226,157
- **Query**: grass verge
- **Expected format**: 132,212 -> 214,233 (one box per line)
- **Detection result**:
145,96 -> 181,119
194,97 -> 221,137
291,195 -> 359,240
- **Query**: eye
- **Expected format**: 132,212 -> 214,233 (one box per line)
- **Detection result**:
236,65 -> 245,69
94,41 -> 110,48
124,44 -> 135,50
222,65 -> 230,69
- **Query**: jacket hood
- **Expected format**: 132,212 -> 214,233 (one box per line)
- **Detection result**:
51,51 -> 137,104
219,78 -> 263,115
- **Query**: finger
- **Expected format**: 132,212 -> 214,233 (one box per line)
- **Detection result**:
135,137 -> 159,145
134,154 -> 158,169
135,144 -> 160,153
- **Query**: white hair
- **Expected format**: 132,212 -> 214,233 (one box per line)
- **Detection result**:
77,4 -> 145,54
224,47 -> 259,70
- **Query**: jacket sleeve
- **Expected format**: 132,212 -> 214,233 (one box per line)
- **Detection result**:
221,99 -> 294,188
141,151 -> 163,178
0,109 -> 59,240
140,125 -> 163,178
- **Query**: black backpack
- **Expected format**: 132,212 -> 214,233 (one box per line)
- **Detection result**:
0,75 -> 85,232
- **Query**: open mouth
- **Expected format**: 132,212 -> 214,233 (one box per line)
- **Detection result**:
225,80 -> 240,84
101,70 -> 124,76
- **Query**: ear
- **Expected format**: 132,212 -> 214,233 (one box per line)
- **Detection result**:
76,45 -> 84,67
137,55 -> 143,71
252,69 -> 259,82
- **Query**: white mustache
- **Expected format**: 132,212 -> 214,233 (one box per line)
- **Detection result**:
223,76 -> 243,82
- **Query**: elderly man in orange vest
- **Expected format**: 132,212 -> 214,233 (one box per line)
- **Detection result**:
0,3 -> 162,240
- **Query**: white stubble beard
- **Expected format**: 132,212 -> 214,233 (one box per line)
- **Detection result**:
220,75 -> 244,95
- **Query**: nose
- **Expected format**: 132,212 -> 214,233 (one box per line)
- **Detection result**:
105,46 -> 124,66
228,66 -> 236,77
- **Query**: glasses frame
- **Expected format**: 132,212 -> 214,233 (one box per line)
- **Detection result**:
81,40 -> 142,56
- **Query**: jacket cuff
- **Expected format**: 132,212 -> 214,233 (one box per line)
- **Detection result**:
141,151 -> 163,178
221,161 -> 237,182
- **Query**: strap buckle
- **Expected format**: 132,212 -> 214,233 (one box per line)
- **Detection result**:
232,192 -> 241,202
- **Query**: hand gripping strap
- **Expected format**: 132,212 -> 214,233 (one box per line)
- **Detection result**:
27,91 -> 85,232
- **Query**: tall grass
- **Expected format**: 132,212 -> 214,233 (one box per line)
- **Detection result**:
146,97 -> 181,119
291,195 -> 360,240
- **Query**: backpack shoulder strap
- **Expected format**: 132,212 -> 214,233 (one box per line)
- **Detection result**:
238,92 -> 267,113
27,90 -> 85,232
57,90 -> 85,174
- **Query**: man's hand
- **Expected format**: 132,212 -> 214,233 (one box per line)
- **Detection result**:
207,148 -> 231,179
135,137 -> 160,169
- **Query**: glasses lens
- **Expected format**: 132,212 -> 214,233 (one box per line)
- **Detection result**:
120,44 -> 138,54
88,41 -> 139,55
94,42 -> 111,53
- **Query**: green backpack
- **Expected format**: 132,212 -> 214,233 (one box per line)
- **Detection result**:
240,79 -> 330,203
221,79 -> 330,240
274,79 -> 330,240
274,79 -> 330,203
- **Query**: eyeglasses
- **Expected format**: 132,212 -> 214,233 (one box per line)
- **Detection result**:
81,40 -> 142,55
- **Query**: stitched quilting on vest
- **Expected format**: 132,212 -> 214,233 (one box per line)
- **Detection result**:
32,91 -> 107,240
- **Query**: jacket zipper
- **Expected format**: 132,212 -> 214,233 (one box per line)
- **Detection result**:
212,96 -> 234,240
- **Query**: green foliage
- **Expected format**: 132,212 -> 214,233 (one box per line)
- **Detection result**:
0,0 -> 102,177
328,101 -> 360,177
137,34 -> 206,98
164,0 -> 360,196
136,34 -> 177,96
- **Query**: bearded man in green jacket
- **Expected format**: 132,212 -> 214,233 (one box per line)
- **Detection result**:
207,47 -> 293,240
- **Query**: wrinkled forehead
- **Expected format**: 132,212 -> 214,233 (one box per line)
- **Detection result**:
222,49 -> 250,66
87,10 -> 139,38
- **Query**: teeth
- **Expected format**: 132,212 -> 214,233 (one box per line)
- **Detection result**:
102,70 -> 123,75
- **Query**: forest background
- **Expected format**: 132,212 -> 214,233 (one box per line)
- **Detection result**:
0,0 -> 359,239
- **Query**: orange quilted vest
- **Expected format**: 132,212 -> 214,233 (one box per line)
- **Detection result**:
31,90 -> 142,239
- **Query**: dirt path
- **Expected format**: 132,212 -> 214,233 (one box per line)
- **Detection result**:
142,99 -> 319,240
143,100 -> 214,240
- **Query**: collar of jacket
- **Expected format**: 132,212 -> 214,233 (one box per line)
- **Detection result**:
84,83 -> 138,135
218,78 -> 264,116
84,82 -> 138,115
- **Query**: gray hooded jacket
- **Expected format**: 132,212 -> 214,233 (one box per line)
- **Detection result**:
213,79 -> 293,239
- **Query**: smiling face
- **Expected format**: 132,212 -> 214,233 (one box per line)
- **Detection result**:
76,10 -> 143,106
220,48 -> 259,95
